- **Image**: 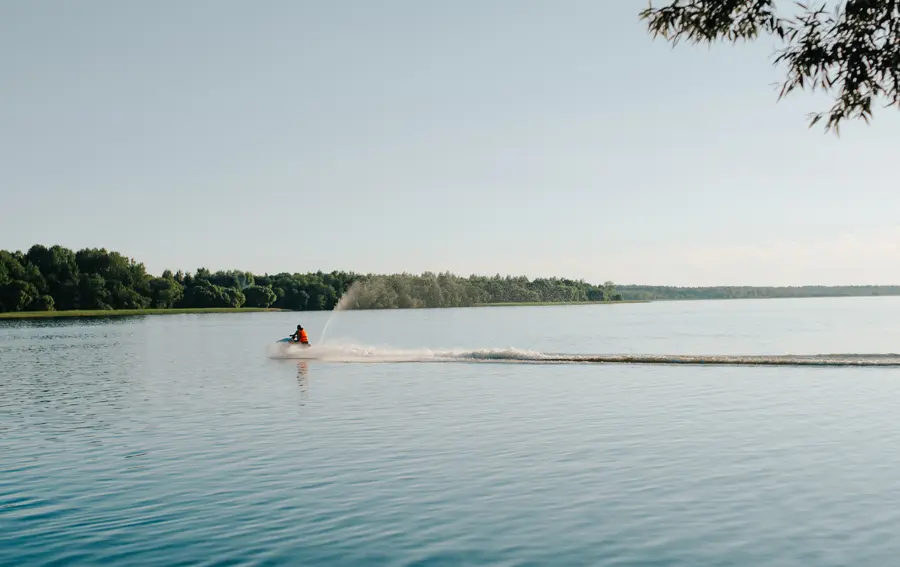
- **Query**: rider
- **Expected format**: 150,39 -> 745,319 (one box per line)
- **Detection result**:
291,324 -> 310,346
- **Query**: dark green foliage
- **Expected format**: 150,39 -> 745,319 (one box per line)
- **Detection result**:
181,280 -> 233,309
78,274 -> 111,310
221,287 -> 246,309
207,270 -> 255,290
640,1 -> 900,132
347,274 -> 619,309
30,295 -> 56,311
25,245 -> 79,309
149,277 -> 185,309
108,282 -> 151,310
616,284 -> 900,300
4,243 -> 900,314
243,285 -> 277,308
0,280 -> 40,312
0,245 -> 625,313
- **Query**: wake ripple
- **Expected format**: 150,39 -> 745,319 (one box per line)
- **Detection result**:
268,343 -> 900,367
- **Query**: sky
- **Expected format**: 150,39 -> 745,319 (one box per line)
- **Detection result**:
2,0 -> 898,286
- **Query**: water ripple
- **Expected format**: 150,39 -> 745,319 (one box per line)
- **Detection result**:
4,309 -> 900,565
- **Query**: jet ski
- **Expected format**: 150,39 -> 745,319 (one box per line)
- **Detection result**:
277,337 -> 311,348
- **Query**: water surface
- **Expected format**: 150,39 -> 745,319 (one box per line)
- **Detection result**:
3,298 -> 900,566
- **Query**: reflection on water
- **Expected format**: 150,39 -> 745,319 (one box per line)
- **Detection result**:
296,361 -> 309,395
0,315 -> 147,331
5,303 -> 900,567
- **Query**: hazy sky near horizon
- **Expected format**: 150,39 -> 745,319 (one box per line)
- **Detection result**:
2,1 -> 898,286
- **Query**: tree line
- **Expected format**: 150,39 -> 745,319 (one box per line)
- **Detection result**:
3,244 -> 900,313
340,273 -> 620,310
617,285 -> 900,301
0,244 -> 621,313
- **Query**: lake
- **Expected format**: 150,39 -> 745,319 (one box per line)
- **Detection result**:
3,297 -> 900,566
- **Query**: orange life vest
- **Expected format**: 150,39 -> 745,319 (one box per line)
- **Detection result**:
299,329 -> 309,344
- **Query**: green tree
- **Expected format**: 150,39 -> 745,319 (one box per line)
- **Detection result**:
0,280 -> 39,312
602,281 -> 618,302
243,285 -> 277,308
149,277 -> 185,308
78,273 -> 111,310
221,287 -> 246,308
108,282 -> 151,309
291,290 -> 310,310
0,251 -> 24,285
181,279 -> 229,308
640,0 -> 900,132
7,242 -> 900,313
209,270 -> 255,289
29,295 -> 55,311
25,245 -> 79,309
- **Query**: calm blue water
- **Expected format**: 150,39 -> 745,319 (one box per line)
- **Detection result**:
3,298 -> 900,566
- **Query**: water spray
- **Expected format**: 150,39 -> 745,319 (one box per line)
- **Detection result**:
318,280 -> 364,343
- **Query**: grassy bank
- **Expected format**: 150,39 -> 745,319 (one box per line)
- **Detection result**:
0,307 -> 286,320
1,302 -> 654,319
477,300 -> 651,307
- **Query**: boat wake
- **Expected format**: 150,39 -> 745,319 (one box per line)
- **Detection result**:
268,342 -> 900,367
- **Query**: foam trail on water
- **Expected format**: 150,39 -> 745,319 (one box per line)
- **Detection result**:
268,342 -> 900,367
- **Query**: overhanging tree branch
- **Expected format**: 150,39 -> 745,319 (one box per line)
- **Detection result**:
640,0 -> 900,133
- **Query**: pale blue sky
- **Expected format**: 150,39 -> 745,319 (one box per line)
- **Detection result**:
2,1 -> 898,286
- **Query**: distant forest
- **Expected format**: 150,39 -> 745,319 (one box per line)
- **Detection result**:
2,244 -> 899,313
615,285 -> 900,301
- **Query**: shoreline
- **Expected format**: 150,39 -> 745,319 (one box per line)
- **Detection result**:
0,308 -> 286,320
3,294 -> 900,320
0,302 -> 641,319
475,300 -> 649,307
